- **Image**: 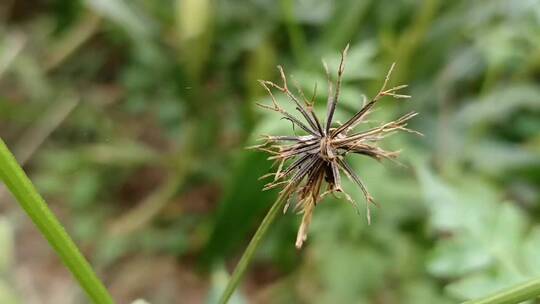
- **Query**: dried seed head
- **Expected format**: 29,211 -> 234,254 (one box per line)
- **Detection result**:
254,46 -> 420,249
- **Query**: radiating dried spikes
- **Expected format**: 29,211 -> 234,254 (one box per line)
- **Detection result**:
265,68 -> 323,136
259,135 -> 299,142
256,101 -> 319,137
253,46 -> 419,248
330,64 -> 410,138
257,79 -> 320,137
332,112 -> 418,147
275,153 -> 312,180
292,78 -> 325,135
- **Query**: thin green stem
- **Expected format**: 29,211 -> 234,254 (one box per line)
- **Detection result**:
218,186 -> 292,304
0,138 -> 114,304
463,277 -> 540,304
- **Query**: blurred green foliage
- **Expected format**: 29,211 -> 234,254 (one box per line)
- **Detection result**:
0,217 -> 19,303
1,0 -> 539,303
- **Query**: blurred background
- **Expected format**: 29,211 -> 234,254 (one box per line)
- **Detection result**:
1,0 -> 540,303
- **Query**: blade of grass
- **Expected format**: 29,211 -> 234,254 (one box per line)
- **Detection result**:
218,184 -> 293,304
462,277 -> 540,304
0,138 -> 114,304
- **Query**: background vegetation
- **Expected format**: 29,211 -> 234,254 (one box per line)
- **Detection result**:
1,0 -> 539,303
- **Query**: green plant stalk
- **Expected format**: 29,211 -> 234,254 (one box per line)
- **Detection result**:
0,138 -> 114,304
218,185 -> 292,304
463,277 -> 540,304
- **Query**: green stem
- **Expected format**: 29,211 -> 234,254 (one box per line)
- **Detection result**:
0,138 -> 114,304
463,277 -> 540,304
218,186 -> 292,304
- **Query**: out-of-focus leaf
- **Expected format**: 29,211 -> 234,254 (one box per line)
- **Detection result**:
245,40 -> 276,101
455,85 -> 540,127
0,281 -> 18,304
176,0 -> 211,41
85,0 -> 154,39
403,279 -> 454,304
428,236 -> 491,278
417,165 -> 468,231
202,151 -> 279,265
0,218 -> 13,273
467,141 -> 540,176
78,142 -> 161,166
0,218 -> 17,303
320,0 -> 371,50
206,267 -> 246,304
0,31 -> 25,78
321,41 -> 379,81
488,203 -> 528,253
70,169 -> 101,209
419,165 -> 540,301
522,227 -> 540,277
175,0 -> 214,80
293,0 -> 333,25
446,273 -> 522,301
12,55 -> 51,101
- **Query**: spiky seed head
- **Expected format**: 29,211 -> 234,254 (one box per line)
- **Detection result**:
253,46 -> 420,249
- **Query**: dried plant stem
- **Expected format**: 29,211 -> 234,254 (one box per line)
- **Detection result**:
218,185 -> 293,304
0,138 -> 114,304
463,277 -> 540,304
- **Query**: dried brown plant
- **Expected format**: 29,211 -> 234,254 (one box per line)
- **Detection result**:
251,45 -> 420,248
